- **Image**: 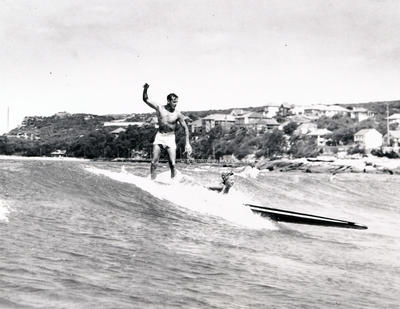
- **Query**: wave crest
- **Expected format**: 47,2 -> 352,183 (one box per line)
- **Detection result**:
85,166 -> 276,230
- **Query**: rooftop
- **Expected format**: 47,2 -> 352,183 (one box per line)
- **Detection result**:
202,114 -> 236,121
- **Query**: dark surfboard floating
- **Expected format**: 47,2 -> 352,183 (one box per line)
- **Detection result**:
245,204 -> 368,230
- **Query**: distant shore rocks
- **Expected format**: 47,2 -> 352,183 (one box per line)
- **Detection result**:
256,157 -> 400,175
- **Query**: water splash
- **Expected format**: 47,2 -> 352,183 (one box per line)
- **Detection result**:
0,200 -> 11,223
236,166 -> 260,179
85,166 -> 276,230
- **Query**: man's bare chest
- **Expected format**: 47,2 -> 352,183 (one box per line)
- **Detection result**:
158,107 -> 178,123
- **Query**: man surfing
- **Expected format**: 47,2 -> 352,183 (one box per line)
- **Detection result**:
142,83 -> 192,179
207,171 -> 235,194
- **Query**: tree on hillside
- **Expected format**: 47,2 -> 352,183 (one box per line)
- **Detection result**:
68,130 -> 113,158
330,127 -> 355,145
118,125 -> 156,154
234,135 -> 259,159
216,127 -> 258,159
317,114 -> 355,131
283,122 -> 298,135
190,126 -> 223,159
256,129 -> 286,158
288,135 -> 319,158
0,137 -> 15,155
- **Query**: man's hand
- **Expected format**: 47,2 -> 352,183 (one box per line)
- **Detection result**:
185,144 -> 193,156
143,83 -> 149,89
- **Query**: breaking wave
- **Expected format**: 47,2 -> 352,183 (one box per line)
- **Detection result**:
85,166 -> 276,230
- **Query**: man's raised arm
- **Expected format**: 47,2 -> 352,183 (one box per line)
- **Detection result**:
142,83 -> 158,110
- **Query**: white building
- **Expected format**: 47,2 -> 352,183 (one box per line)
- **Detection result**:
230,109 -> 245,116
307,128 -> 332,146
348,107 -> 374,122
189,119 -> 203,134
291,105 -> 306,116
262,104 -> 280,118
103,121 -> 146,127
384,130 -> 400,147
295,122 -> 318,135
51,149 -> 67,157
387,113 -> 400,125
235,112 -> 262,126
110,127 -> 126,137
304,105 -> 348,118
354,129 -> 383,149
202,114 -> 236,132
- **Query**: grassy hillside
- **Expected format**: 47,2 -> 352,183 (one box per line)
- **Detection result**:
8,114 -> 121,143
2,100 -> 399,158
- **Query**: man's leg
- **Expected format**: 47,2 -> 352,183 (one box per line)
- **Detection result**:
151,144 -> 161,180
166,147 -> 177,178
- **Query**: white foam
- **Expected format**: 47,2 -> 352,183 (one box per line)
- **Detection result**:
86,167 -> 276,230
0,155 -> 88,162
0,200 -> 11,223
237,166 -> 260,179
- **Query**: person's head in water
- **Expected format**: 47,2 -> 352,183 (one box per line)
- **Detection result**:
166,93 -> 178,111
221,171 -> 235,193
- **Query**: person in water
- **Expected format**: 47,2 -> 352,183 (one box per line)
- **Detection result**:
208,171 -> 235,194
142,83 -> 192,179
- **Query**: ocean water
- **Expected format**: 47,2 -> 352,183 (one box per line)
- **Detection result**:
0,157 -> 399,309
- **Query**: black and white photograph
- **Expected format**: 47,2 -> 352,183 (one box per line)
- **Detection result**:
1,1 -> 399,308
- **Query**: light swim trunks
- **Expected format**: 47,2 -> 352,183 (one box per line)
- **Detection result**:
153,131 -> 176,150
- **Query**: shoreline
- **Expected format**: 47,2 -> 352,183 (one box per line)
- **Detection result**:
1,154 -> 400,175
255,156 -> 400,175
0,155 -> 89,162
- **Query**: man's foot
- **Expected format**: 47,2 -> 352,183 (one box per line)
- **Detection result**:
150,162 -> 157,180
170,167 -> 176,178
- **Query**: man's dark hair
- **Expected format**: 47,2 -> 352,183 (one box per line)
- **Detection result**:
221,171 -> 234,185
167,93 -> 178,101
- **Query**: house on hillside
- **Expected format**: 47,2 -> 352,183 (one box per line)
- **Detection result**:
189,119 -> 203,134
387,113 -> 400,125
202,114 -> 236,132
5,132 -> 40,141
263,118 -> 280,130
294,122 -> 318,135
291,105 -> 306,116
307,128 -> 332,146
110,127 -> 126,138
255,119 -> 280,131
326,105 -> 348,117
304,105 -> 347,118
262,104 -> 280,118
54,112 -> 71,118
383,130 -> 400,147
51,149 -> 67,157
303,105 -> 323,118
103,121 -> 146,127
230,109 -> 245,116
287,115 -> 313,124
235,112 -> 263,126
354,128 -> 382,150
347,107 -> 374,121
84,114 -> 95,121
277,103 -> 293,118
10,132 -> 40,140
234,112 -> 279,131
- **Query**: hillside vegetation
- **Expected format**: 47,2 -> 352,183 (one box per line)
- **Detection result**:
1,100 -> 399,160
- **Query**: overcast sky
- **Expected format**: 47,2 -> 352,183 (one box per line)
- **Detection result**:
1,0 -> 400,132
